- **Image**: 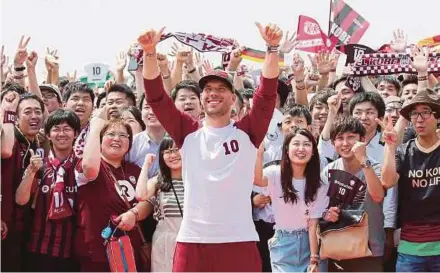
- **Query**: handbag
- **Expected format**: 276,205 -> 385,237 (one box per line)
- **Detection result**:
107,166 -> 152,270
106,230 -> 138,272
318,210 -> 372,261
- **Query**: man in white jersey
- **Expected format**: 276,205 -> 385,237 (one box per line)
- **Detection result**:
138,23 -> 282,271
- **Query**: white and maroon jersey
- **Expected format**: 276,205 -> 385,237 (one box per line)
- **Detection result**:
143,75 -> 278,243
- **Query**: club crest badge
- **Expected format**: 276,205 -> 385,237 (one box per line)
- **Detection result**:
129,176 -> 137,185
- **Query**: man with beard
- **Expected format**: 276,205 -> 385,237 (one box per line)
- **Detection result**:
1,93 -> 45,271
63,82 -> 94,158
139,22 -> 282,271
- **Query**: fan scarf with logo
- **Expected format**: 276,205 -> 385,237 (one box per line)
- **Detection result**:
134,31 -> 236,65
352,52 -> 440,76
46,150 -> 75,220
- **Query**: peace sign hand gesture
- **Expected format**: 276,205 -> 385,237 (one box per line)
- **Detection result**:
376,117 -> 398,147
14,36 -> 31,67
137,27 -> 166,53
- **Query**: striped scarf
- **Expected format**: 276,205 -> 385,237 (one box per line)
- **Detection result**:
73,123 -> 90,158
46,150 -> 75,220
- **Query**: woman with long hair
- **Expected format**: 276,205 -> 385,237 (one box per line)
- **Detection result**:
136,137 -> 184,272
75,106 -> 152,272
254,128 -> 329,272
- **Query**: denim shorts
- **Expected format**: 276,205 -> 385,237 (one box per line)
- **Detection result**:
396,252 -> 440,272
268,229 -> 327,272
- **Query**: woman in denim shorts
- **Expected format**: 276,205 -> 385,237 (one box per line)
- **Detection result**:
255,128 -> 329,272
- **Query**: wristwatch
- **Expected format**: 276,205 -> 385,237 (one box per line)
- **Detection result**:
361,158 -> 372,169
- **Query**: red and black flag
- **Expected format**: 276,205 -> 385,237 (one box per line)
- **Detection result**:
328,0 -> 370,48
337,44 -> 375,65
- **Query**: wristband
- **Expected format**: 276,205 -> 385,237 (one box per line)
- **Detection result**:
3,110 -> 17,124
310,254 -> 320,259
162,74 -> 171,80
145,52 -> 156,58
187,67 -> 197,74
330,69 -> 336,72
129,208 -> 140,221
267,45 -> 280,53
14,66 -> 26,72
418,75 -> 428,81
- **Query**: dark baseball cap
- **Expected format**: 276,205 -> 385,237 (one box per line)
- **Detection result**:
199,69 -> 234,92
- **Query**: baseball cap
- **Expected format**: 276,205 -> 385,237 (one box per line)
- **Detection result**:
40,84 -> 62,103
199,69 -> 234,92
384,96 -> 403,106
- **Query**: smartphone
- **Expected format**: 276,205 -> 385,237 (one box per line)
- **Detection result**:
127,56 -> 139,72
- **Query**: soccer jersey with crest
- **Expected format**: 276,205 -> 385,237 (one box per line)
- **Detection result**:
144,75 -> 278,243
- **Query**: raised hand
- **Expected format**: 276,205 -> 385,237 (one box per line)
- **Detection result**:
351,141 -> 367,164
327,92 -> 342,114
45,47 -> 59,71
28,150 -> 43,173
390,29 -> 407,53
202,59 -> 214,74
137,27 -> 166,53
144,153 -> 156,168
26,51 -> 38,69
104,79 -> 115,93
411,46 -> 429,73
1,91 -> 20,111
66,70 -> 77,82
376,117 -> 398,147
291,53 -> 305,79
228,47 -> 244,70
316,50 -> 332,75
255,22 -> 283,47
14,36 -> 31,67
330,50 -> 340,71
156,53 -> 170,73
116,51 -> 127,71
279,31 -> 298,54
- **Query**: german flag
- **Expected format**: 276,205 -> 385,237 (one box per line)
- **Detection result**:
241,47 -> 285,65
328,0 -> 370,47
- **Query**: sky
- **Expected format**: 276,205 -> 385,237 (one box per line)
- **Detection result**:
1,0 -> 439,80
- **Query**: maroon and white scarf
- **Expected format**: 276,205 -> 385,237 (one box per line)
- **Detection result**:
73,123 -> 90,159
134,32 -> 236,65
46,150 -> 75,220
352,52 -> 440,76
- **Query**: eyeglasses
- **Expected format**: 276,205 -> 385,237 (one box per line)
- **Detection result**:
410,110 -> 435,121
104,132 -> 130,140
385,107 -> 401,114
163,147 -> 179,155
42,92 -> 56,99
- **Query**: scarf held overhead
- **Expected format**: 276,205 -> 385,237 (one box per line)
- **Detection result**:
352,52 -> 440,76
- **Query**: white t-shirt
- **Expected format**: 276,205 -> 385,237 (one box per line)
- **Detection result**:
264,165 -> 329,231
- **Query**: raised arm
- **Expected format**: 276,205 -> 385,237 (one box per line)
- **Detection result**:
236,23 -> 282,147
377,117 -> 400,189
1,92 -> 19,158
253,143 -> 268,187
136,154 -> 159,201
138,27 -> 198,148
81,107 -> 108,181
115,52 -> 127,84
411,46 -> 429,92
292,53 -> 307,106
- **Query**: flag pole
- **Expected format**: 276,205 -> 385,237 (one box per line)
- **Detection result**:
328,0 -> 333,36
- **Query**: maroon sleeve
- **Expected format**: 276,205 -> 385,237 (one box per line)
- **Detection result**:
143,76 -> 199,148
236,75 -> 278,147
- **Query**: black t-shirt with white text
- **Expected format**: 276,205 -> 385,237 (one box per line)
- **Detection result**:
396,139 -> 440,225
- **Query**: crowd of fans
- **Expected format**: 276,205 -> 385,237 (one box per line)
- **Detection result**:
1,21 -> 440,272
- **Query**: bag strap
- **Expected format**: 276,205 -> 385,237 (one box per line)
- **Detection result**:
170,181 -> 183,217
105,163 -> 148,245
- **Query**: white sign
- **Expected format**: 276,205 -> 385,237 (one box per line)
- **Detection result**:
84,63 -> 109,83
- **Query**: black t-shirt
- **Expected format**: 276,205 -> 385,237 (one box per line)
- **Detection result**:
396,139 -> 440,225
